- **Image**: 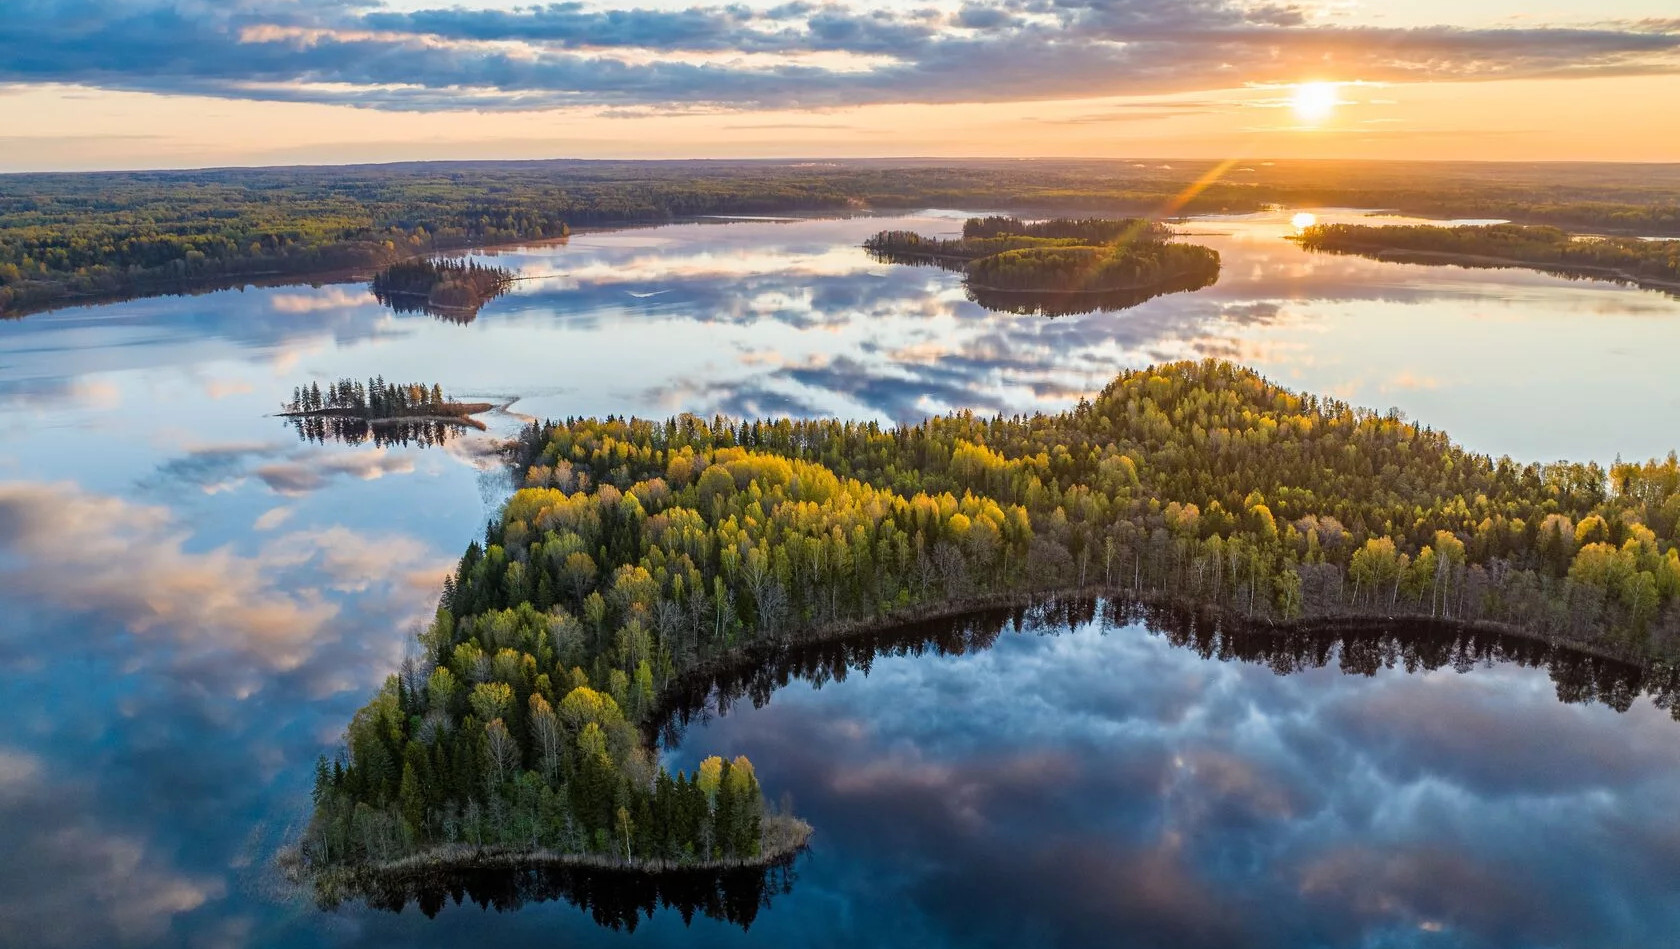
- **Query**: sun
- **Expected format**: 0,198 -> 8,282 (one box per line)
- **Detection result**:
1291,82 -> 1339,125
1291,212 -> 1318,230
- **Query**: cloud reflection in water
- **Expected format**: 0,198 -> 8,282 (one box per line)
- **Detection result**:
671,609 -> 1680,948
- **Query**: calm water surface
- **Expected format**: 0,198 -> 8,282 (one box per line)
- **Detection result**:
2,209 -> 1678,948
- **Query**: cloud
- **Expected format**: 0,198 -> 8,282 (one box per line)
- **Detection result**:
266,524 -> 445,595
146,441 -> 422,497
1321,668 -> 1680,797
203,377 -> 254,399
252,505 -> 293,530
0,133 -> 165,144
1,1 -> 1676,112
0,481 -> 447,677
722,121 -> 861,130
0,748 -> 220,949
1033,108 -> 1219,125
1385,370 -> 1440,391
0,481 -> 338,671
1295,845 -> 1557,937
0,749 -> 42,794
268,286 -> 377,313
254,445 -> 417,495
0,376 -> 123,413
146,440 -> 286,495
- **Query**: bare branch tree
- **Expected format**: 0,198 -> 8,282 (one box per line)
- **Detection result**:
484,719 -> 518,790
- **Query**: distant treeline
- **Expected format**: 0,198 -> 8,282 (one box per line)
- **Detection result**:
371,259 -> 515,316
1295,223 -> 1680,288
963,216 -> 1171,242
865,215 -> 1220,314
863,230 -> 1092,263
864,216 -> 1175,263
8,158 -> 1680,316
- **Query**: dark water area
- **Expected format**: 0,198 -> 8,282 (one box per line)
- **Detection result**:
3,209 -> 1680,948
330,856 -> 799,932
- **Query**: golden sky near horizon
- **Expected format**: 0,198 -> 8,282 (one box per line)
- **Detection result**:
2,0 -> 1678,170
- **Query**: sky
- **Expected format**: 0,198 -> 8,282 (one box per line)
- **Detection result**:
2,0 -> 1679,170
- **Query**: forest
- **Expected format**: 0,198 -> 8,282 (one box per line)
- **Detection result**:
371,259 -> 515,317
305,651 -> 802,881
865,216 -> 1220,314
7,158 -> 1680,317
492,359 -> 1680,663
1295,223 -> 1680,289
311,360 -> 1680,887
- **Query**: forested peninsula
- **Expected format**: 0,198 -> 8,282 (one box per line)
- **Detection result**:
305,360 -> 1680,895
865,216 -> 1220,315
1295,223 -> 1680,292
8,158 -> 1680,317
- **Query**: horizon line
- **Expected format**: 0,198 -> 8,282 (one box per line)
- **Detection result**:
8,154 -> 1680,178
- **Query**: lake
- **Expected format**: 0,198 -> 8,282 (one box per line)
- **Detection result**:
2,209 -> 1678,948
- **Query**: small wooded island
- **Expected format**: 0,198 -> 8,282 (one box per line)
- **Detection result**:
281,377 -> 492,448
371,259 -> 515,319
303,360 -> 1680,898
1294,222 -> 1680,292
281,377 -> 492,428
864,216 -> 1221,315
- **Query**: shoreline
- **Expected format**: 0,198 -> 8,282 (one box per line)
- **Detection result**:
653,583 -> 1660,729
0,239 -> 532,320
277,403 -> 494,431
1297,241 -> 1680,294
298,816 -> 814,896
0,211 -> 852,319
14,205 -> 1667,320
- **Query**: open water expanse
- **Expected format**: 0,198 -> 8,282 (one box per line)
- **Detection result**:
2,209 -> 1679,948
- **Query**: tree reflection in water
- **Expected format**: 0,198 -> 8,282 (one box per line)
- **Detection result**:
865,246 -> 1220,317
371,290 -> 483,324
326,855 -> 799,932
287,415 -> 464,449
964,270 -> 1220,317
657,597 -> 1680,748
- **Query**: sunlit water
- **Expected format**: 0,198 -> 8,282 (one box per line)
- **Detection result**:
2,209 -> 1679,948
